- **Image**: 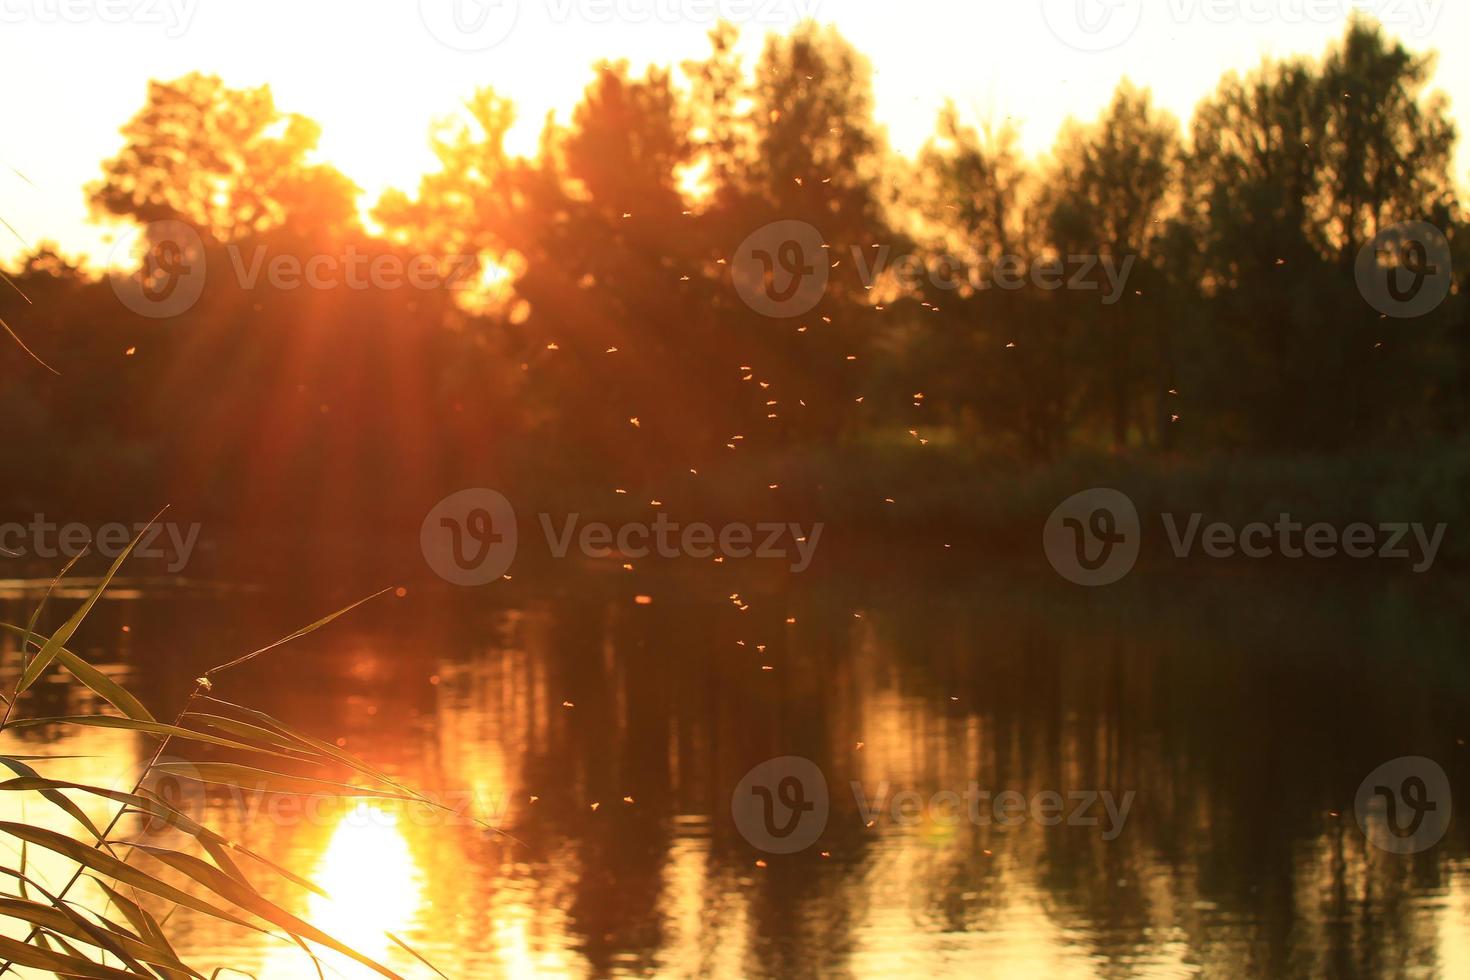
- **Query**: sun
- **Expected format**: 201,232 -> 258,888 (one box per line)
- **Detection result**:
260,803 -> 425,978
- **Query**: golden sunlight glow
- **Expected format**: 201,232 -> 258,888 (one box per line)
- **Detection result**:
266,803 -> 424,978
491,902 -> 576,980
5,4 -> 1468,264
446,250 -> 522,317
676,159 -> 714,203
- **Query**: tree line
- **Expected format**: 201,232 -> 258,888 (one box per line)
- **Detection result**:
1,17 -> 1465,528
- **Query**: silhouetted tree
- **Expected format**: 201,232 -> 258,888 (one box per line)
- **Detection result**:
1039,82 -> 1180,448
90,72 -> 359,241
1186,18 -> 1460,448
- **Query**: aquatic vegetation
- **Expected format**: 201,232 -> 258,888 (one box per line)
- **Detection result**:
0,524 -> 451,978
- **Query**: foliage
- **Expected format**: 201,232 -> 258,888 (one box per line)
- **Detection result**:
88,73 -> 360,242
0,18 -> 1466,528
0,536 -> 456,977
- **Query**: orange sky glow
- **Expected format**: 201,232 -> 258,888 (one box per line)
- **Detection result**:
1,0 -> 1466,264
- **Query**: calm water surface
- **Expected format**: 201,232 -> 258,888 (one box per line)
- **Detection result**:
2,568 -> 1467,979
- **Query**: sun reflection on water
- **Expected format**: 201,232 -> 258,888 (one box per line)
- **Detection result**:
267,802 -> 425,978
4,593 -> 1464,978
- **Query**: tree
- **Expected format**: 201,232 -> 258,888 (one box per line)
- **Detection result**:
712,24 -> 898,446
1039,82 -> 1181,448
89,73 -> 359,242
910,106 -> 1078,458
1185,19 -> 1461,449
918,104 -> 1027,266
1317,18 -> 1457,263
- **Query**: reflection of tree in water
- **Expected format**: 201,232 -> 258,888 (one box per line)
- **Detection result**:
30,571 -> 1462,976
3,10 -> 1467,977
236,572 -> 1457,977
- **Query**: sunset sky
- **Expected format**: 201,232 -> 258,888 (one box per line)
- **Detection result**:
2,0 -> 1467,264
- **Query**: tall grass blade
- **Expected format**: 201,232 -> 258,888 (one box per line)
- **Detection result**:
149,762 -> 417,801
0,895 -> 166,976
0,932 -> 141,978
16,512 -> 165,694
191,698 -> 413,794
0,757 -> 107,844
89,876 -> 198,979
127,843 -> 405,980
204,589 -> 392,678
0,624 -> 156,722
17,549 -> 86,674
6,716 -> 315,761
0,314 -> 59,375
0,821 -> 263,933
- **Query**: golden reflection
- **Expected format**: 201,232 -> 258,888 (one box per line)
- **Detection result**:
264,803 -> 424,978
5,594 -> 1467,978
1443,866 -> 1470,977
